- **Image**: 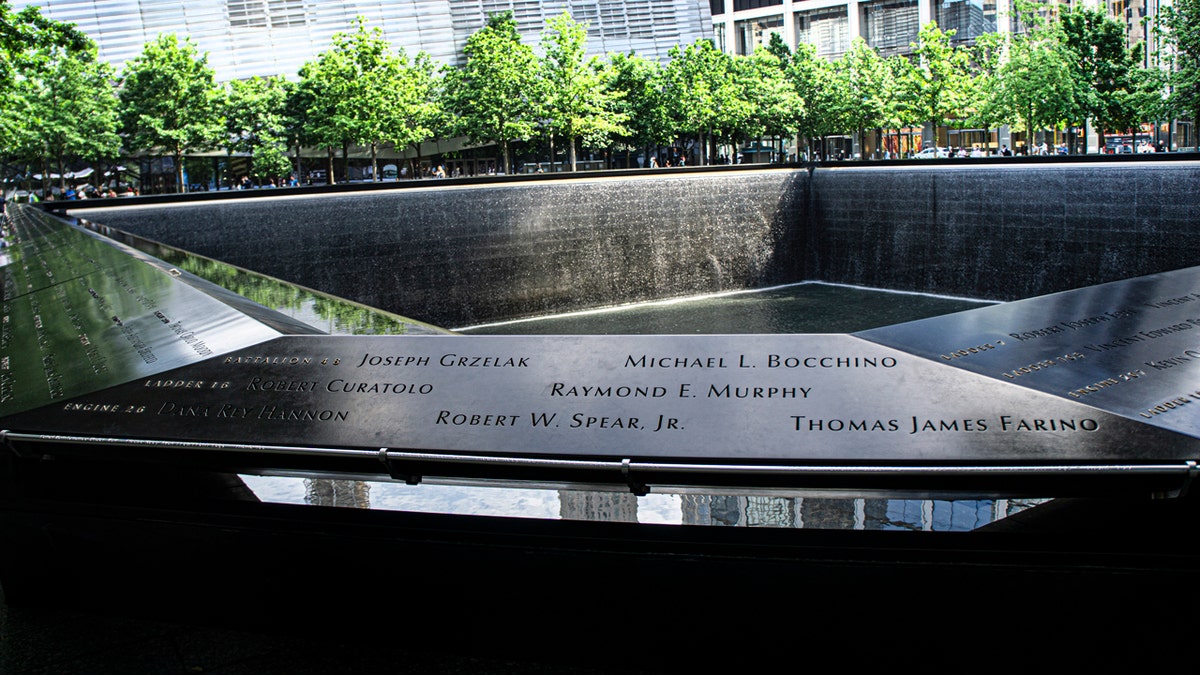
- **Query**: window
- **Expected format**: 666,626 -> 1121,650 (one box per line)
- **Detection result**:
795,6 -> 849,59
860,0 -> 919,55
734,14 -> 783,56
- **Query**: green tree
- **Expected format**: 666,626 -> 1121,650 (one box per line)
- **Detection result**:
280,78 -> 316,182
736,47 -> 801,161
296,55 -> 343,183
445,11 -> 541,174
1059,5 -> 1138,151
604,51 -> 670,167
298,17 -> 420,182
1160,0 -> 1200,149
786,42 -> 839,159
26,39 -> 120,193
1127,43 -> 1170,140
881,54 -> 919,156
965,31 -> 1008,152
386,49 -> 440,177
992,31 -> 1075,152
118,33 -> 223,193
540,11 -> 627,171
224,75 -> 288,184
906,23 -> 971,144
663,39 -> 747,165
833,38 -> 888,158
251,141 -> 292,184
1,4 -> 89,169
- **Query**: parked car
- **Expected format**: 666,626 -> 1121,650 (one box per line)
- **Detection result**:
914,147 -> 949,159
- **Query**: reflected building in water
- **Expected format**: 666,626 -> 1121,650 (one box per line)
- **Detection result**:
305,479 -> 371,509
559,489 -> 639,523
681,494 -> 1034,531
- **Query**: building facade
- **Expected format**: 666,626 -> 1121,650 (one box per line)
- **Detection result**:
709,0 -> 1004,60
14,0 -> 714,81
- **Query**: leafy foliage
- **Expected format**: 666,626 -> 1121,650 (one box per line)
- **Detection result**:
1160,0 -> 1200,148
906,23 -> 972,132
118,33 -> 222,192
225,75 -> 288,159
663,39 -> 749,163
2,4 -> 1193,182
833,39 -> 888,152
540,12 -> 628,170
604,51 -> 670,155
444,11 -> 541,173
992,32 -> 1075,145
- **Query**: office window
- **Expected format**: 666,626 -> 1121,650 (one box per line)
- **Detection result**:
734,14 -> 783,55
860,0 -> 919,55
935,0 -> 995,43
795,6 -> 849,59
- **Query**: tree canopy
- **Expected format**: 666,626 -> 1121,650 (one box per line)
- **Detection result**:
444,11 -> 541,173
540,11 -> 627,171
118,33 -> 222,192
1160,0 -> 1200,149
2,3 -> 1195,191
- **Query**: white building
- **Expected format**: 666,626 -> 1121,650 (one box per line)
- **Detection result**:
710,0 -> 1004,60
13,0 -> 714,81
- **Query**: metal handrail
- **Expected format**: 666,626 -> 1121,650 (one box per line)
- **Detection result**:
4,430 -> 1195,478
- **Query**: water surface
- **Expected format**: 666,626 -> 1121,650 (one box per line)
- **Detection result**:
457,282 -> 992,335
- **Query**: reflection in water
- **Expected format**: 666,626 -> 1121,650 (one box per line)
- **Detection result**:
682,495 -> 1043,531
77,219 -> 446,337
305,479 -> 371,509
241,475 -> 1045,531
455,282 -> 993,335
559,490 -> 640,523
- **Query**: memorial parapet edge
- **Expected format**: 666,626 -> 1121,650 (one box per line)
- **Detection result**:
2,206 -> 1200,493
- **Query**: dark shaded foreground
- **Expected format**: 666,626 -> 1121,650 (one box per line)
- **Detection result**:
3,458 -> 1200,672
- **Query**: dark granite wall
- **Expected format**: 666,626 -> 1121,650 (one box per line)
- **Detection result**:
69,162 -> 1200,325
72,171 -> 807,326
809,162 -> 1200,301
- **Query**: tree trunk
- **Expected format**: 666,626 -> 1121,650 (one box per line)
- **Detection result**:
549,134 -> 555,172
342,141 -> 350,183
568,135 -> 577,172
502,140 -> 510,175
174,148 -> 185,193
326,148 -> 335,185
371,141 -> 378,182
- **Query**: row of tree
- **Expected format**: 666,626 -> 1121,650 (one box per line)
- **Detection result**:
1,0 -> 1198,195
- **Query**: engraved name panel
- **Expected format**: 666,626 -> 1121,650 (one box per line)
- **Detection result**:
859,266 -> 1200,437
8,333 -> 1196,464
